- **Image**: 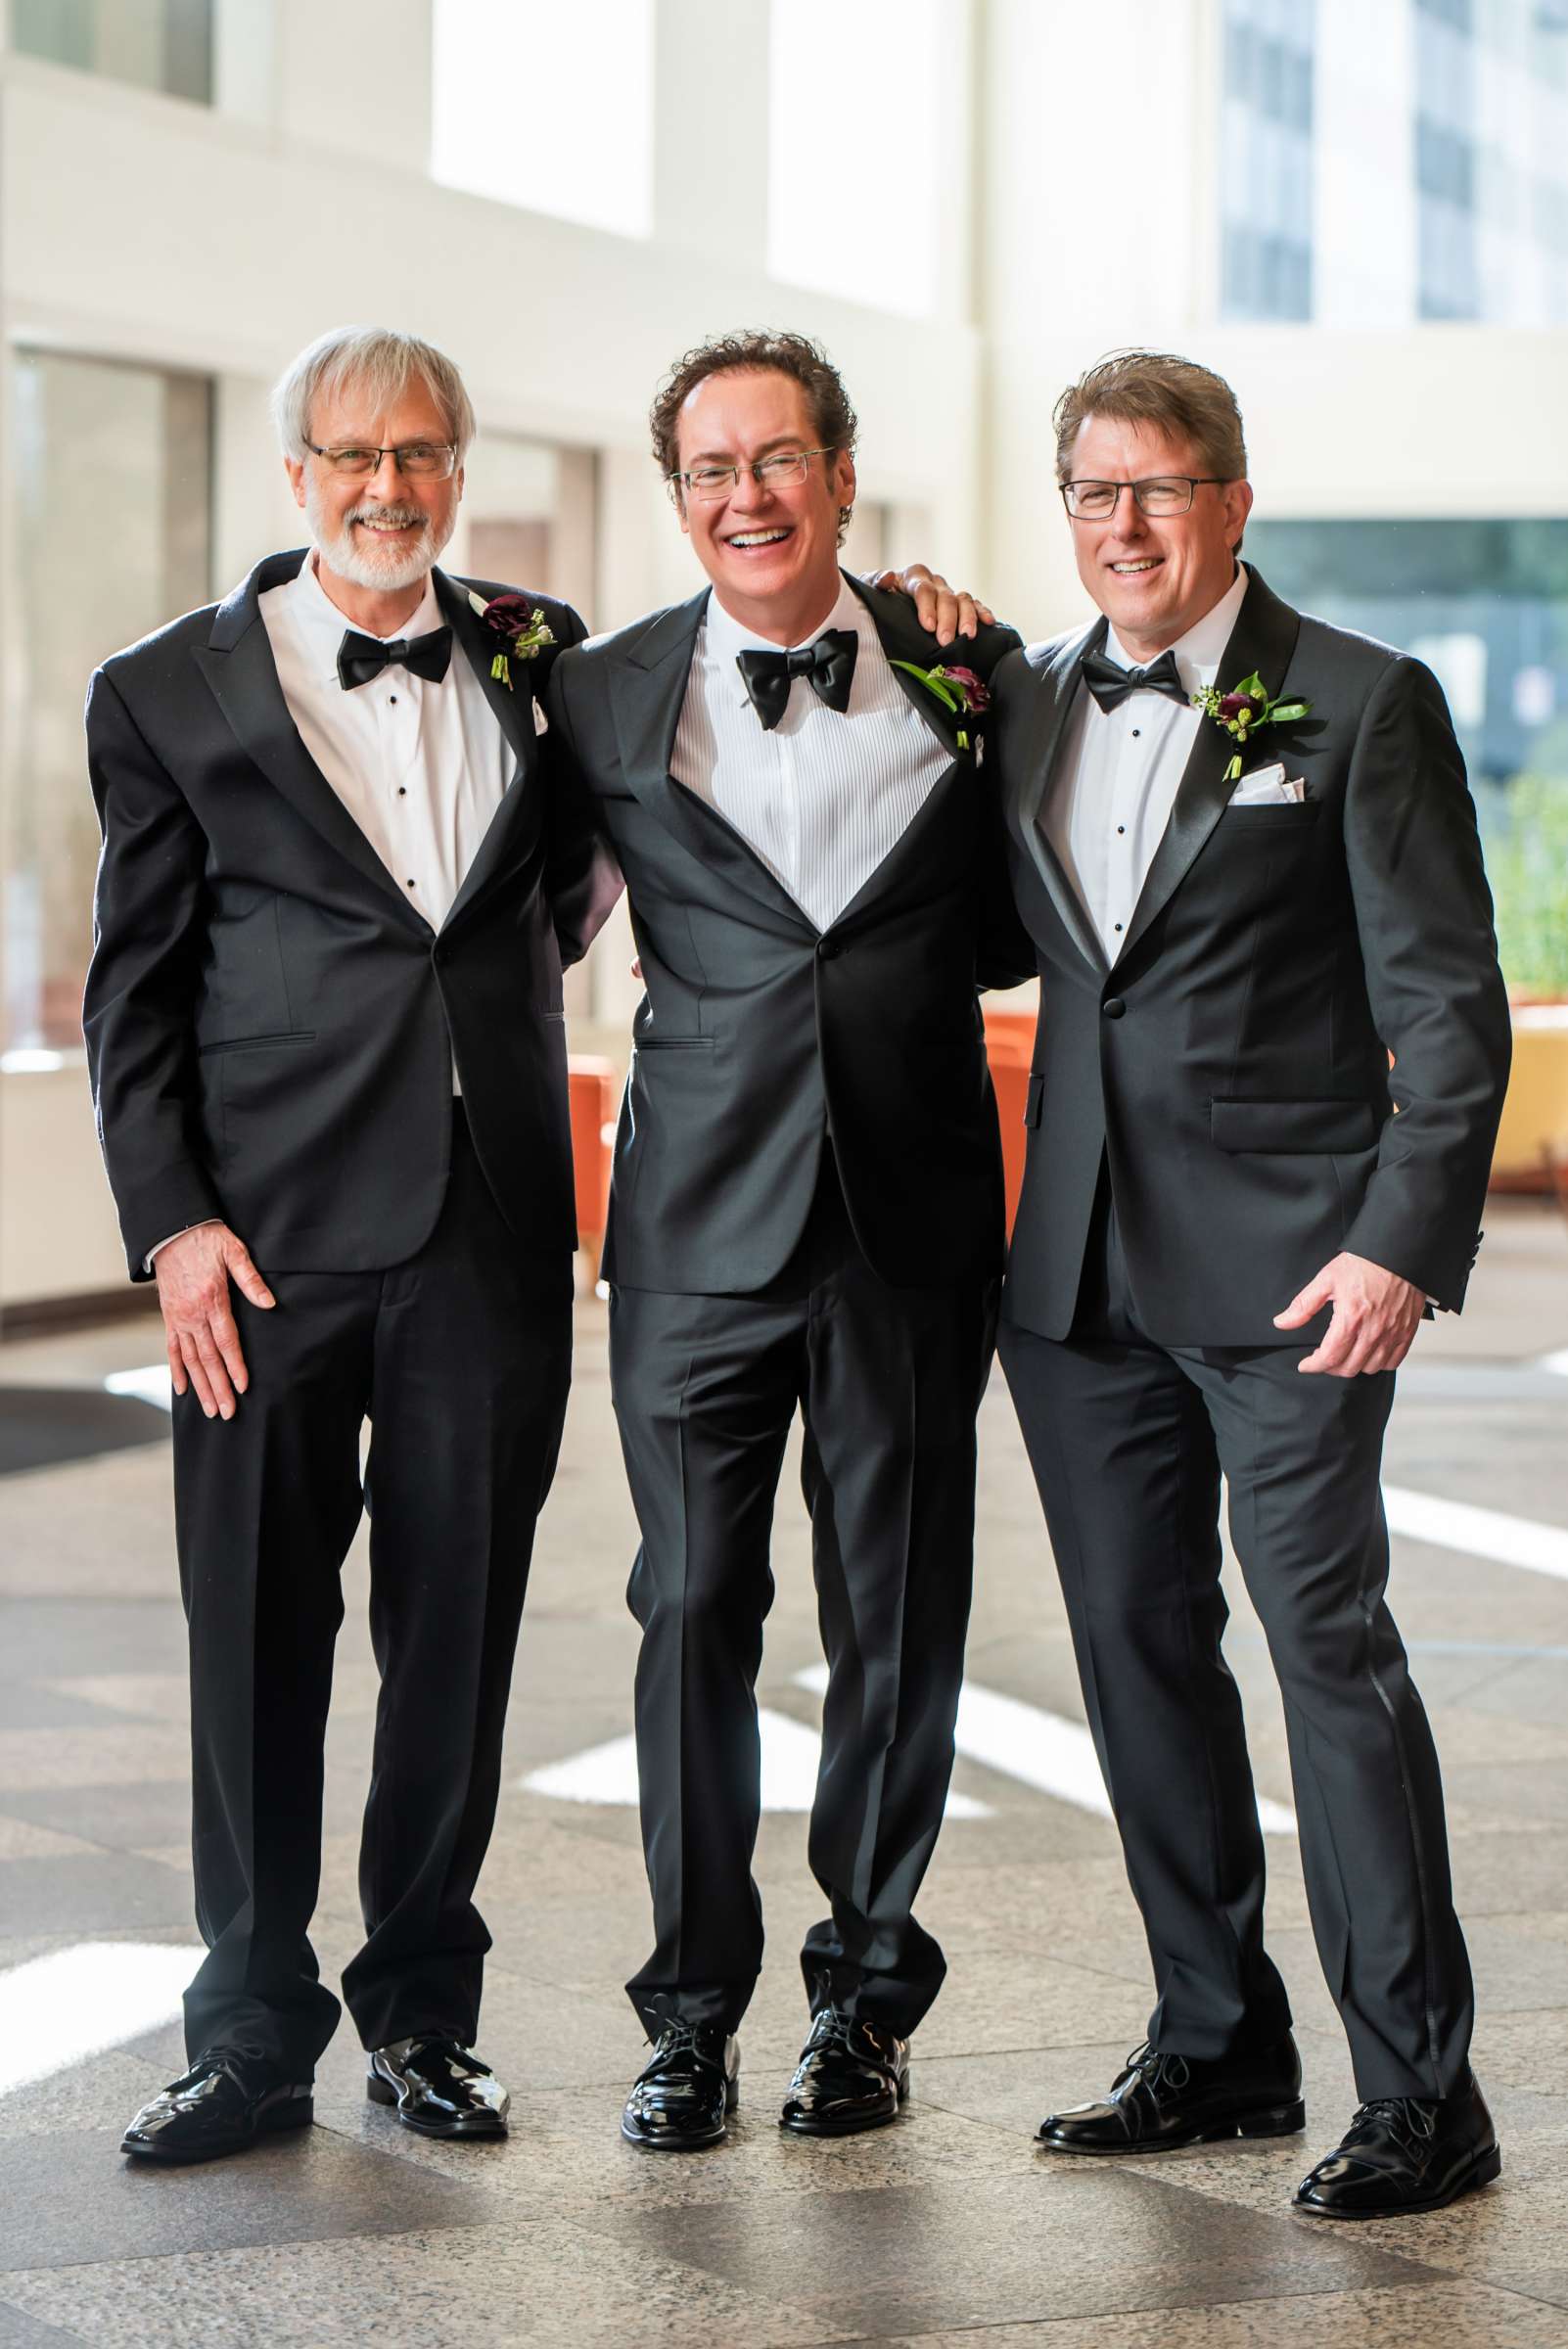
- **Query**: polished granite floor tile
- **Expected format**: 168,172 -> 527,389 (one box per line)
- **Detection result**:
0,1852 -> 193,1935
0,2302 -> 87,2347
0,2217 -> 860,2348
573,2166 -> 1432,2336
0,2127 -> 492,2274
871,2280 -> 1568,2347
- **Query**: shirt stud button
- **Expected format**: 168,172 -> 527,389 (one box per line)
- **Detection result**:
397,787 -> 407,797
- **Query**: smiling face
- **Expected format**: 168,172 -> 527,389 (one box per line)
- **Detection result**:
1064,413 -> 1253,663
671,368 -> 856,645
285,372 -> 463,599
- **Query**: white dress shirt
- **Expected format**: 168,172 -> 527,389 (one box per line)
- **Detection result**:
1044,565 -> 1250,962
258,551 -> 514,933
671,576 -> 951,933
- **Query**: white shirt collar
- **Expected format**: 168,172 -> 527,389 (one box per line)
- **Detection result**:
289,550 -> 443,684
705,573 -> 863,707
1103,563 -> 1249,693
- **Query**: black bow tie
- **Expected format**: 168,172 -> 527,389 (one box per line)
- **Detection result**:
735,629 -> 857,731
1080,646 -> 1187,713
337,624 -> 453,693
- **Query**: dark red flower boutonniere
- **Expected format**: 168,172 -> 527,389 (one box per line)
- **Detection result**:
891,660 -> 991,755
468,588 -> 556,689
1191,670 -> 1311,781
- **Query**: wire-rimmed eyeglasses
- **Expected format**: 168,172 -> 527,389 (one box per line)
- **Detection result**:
669,449 -> 837,501
306,441 -> 458,479
1061,476 -> 1229,520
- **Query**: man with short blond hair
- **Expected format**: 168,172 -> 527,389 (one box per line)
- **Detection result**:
991,348 -> 1511,2218
86,324 -> 618,2163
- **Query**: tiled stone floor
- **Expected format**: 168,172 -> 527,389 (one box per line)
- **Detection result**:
2,1198 -> 1566,2346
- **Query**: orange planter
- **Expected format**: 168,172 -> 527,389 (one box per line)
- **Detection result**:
567,1056 -> 617,1267
984,1005 -> 1036,1240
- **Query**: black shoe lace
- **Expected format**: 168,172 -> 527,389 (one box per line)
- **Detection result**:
1352,2096 -> 1439,2158
1122,2041 -> 1190,2096
641,2022 -> 718,2076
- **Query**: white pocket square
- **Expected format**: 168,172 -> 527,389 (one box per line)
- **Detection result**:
532,701 -> 549,737
1227,761 -> 1305,806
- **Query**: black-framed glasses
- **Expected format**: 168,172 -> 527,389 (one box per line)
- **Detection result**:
669,448 -> 837,501
1061,476 -> 1228,520
306,440 -> 458,479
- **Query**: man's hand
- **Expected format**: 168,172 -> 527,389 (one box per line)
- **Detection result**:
155,1222 -> 275,1419
1273,1251 -> 1425,1377
873,565 -> 996,642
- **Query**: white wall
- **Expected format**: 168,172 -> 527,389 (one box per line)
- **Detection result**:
0,0 -> 982,1310
976,0 -> 1568,644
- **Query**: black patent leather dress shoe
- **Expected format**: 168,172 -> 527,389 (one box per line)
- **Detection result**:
621,2023 -> 739,2149
1038,2036 -> 1305,2155
1293,2071 -> 1500,2218
120,2050 -> 313,2163
367,2037 -> 509,2139
780,2007 -> 910,2137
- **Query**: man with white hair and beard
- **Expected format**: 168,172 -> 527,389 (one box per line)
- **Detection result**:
83,325 -> 621,2162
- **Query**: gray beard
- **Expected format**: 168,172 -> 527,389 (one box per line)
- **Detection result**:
303,482 -> 454,593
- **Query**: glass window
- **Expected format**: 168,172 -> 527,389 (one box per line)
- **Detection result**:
1219,0 -> 1316,320
10,0 -> 211,103
430,0 -> 654,238
767,0 -> 947,316
1242,516 -> 1568,991
6,352 -> 211,1055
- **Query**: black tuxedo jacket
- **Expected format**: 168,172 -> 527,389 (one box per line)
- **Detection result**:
992,565 -> 1512,1346
546,575 -> 1024,1294
83,550 -> 619,1279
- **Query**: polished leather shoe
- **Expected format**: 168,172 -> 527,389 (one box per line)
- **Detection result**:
1293,2071 -> 1500,2218
780,2006 -> 910,2137
367,2037 -> 509,2139
1038,2036 -> 1305,2154
621,2023 -> 739,2149
120,2050 -> 313,2163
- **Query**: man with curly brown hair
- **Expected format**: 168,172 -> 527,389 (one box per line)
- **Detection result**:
547,330 -> 1029,2151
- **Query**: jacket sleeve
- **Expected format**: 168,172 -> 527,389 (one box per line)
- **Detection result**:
81,665 -> 224,1280
539,615 -> 623,969
1339,654 -> 1512,1309
973,625 -> 1039,990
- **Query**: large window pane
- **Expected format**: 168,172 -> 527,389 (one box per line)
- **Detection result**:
767,0 -> 945,316
6,352 -> 211,1055
431,0 -> 654,238
1243,517 -> 1568,991
11,0 -> 212,103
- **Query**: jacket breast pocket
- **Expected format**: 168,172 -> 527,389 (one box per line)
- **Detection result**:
1210,1096 -> 1379,1154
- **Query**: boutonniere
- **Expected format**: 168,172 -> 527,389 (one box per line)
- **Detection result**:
1191,671 -> 1311,781
890,661 -> 991,753
468,589 -> 556,688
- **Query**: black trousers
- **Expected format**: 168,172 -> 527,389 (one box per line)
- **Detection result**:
611,1158 -> 997,2039
172,1106 -> 572,2077
998,1175 -> 1474,2102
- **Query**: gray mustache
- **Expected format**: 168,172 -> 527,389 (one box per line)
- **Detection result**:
346,505 -> 427,530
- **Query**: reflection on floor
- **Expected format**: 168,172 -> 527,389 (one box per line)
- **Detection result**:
2,1198 -> 1567,2347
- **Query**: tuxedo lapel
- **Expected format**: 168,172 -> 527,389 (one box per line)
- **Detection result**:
608,590 -> 816,931
1011,621 -> 1108,975
439,569 -> 533,770
193,552 -> 428,930
843,573 -> 971,762
1114,567 -> 1302,971
438,569 -> 542,928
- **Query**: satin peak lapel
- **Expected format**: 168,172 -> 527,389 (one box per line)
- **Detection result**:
193,561 -> 428,929
1114,568 -> 1301,970
439,570 -> 542,927
1014,622 -> 1106,973
607,592 -> 814,930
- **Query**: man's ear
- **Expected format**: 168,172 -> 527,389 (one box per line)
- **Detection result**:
1225,477 -> 1255,551
835,448 -> 857,511
668,481 -> 692,540
284,455 -> 307,514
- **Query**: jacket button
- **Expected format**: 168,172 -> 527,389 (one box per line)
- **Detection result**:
1103,996 -> 1126,1018
817,939 -> 843,961
433,944 -> 447,967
